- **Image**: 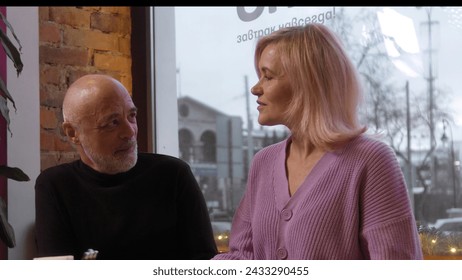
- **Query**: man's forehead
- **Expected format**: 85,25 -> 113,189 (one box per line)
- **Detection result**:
97,101 -> 135,117
78,99 -> 135,124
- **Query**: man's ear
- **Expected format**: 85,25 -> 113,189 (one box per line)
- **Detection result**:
63,122 -> 80,145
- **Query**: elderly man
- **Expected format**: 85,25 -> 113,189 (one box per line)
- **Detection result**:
34,74 -> 217,260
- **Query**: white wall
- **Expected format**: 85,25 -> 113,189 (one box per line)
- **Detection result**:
7,6 -> 40,260
153,7 -> 179,157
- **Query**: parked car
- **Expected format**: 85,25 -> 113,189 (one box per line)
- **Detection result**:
430,217 -> 462,233
211,221 -> 231,253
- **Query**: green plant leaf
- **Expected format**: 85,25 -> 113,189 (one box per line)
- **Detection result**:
0,95 -> 11,135
0,11 -> 22,53
0,75 -> 16,110
0,11 -> 25,250
0,11 -> 22,135
0,165 -> 30,181
0,196 -> 15,248
0,11 -> 23,76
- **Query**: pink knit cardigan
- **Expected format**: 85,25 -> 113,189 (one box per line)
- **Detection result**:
213,135 -> 423,260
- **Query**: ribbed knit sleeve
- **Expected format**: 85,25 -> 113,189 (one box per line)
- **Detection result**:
212,152 -> 259,260
356,139 -> 423,259
211,194 -> 254,260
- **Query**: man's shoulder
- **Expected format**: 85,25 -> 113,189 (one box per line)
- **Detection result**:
135,153 -> 193,180
36,160 -> 79,184
137,153 -> 189,168
40,160 -> 77,174
138,152 -> 184,162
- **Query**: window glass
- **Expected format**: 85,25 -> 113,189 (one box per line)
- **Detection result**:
171,6 -> 462,257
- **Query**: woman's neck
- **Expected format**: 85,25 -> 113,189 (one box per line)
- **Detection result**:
288,135 -> 322,159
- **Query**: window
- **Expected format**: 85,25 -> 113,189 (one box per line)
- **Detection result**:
153,6 -> 462,257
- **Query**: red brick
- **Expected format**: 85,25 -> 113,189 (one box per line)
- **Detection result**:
94,53 -> 131,72
40,65 -> 61,85
39,7 -> 50,21
40,22 -> 61,44
40,130 -> 73,152
40,45 -> 90,66
40,106 -> 59,129
63,28 -> 119,51
99,7 -> 130,16
49,7 -> 90,28
118,36 -> 131,55
90,13 -> 131,35
40,84 -> 65,108
80,7 -> 101,13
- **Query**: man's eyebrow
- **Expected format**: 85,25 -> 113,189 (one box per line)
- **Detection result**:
98,107 -> 137,123
99,113 -> 120,123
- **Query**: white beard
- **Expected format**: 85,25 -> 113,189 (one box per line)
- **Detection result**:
81,140 -> 138,174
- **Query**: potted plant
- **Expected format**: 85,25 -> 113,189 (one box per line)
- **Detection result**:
0,10 -> 30,249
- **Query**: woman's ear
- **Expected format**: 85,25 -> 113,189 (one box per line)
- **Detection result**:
62,122 -> 80,144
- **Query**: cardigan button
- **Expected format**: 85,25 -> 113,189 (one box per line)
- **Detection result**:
281,209 -> 293,221
276,247 -> 288,259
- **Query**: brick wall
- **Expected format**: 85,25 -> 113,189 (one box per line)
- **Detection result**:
39,6 -> 132,171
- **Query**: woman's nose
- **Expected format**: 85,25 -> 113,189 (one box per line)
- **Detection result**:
251,83 -> 261,95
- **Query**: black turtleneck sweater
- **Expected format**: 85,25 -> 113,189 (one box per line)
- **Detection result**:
34,153 -> 217,260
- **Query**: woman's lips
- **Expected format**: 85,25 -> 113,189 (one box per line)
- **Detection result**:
257,100 -> 266,111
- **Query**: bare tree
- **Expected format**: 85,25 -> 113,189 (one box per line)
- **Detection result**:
328,7 -> 452,223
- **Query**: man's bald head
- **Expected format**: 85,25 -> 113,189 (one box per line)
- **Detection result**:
63,74 -> 129,124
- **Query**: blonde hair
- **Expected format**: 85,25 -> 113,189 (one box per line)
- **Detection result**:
254,24 -> 366,151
